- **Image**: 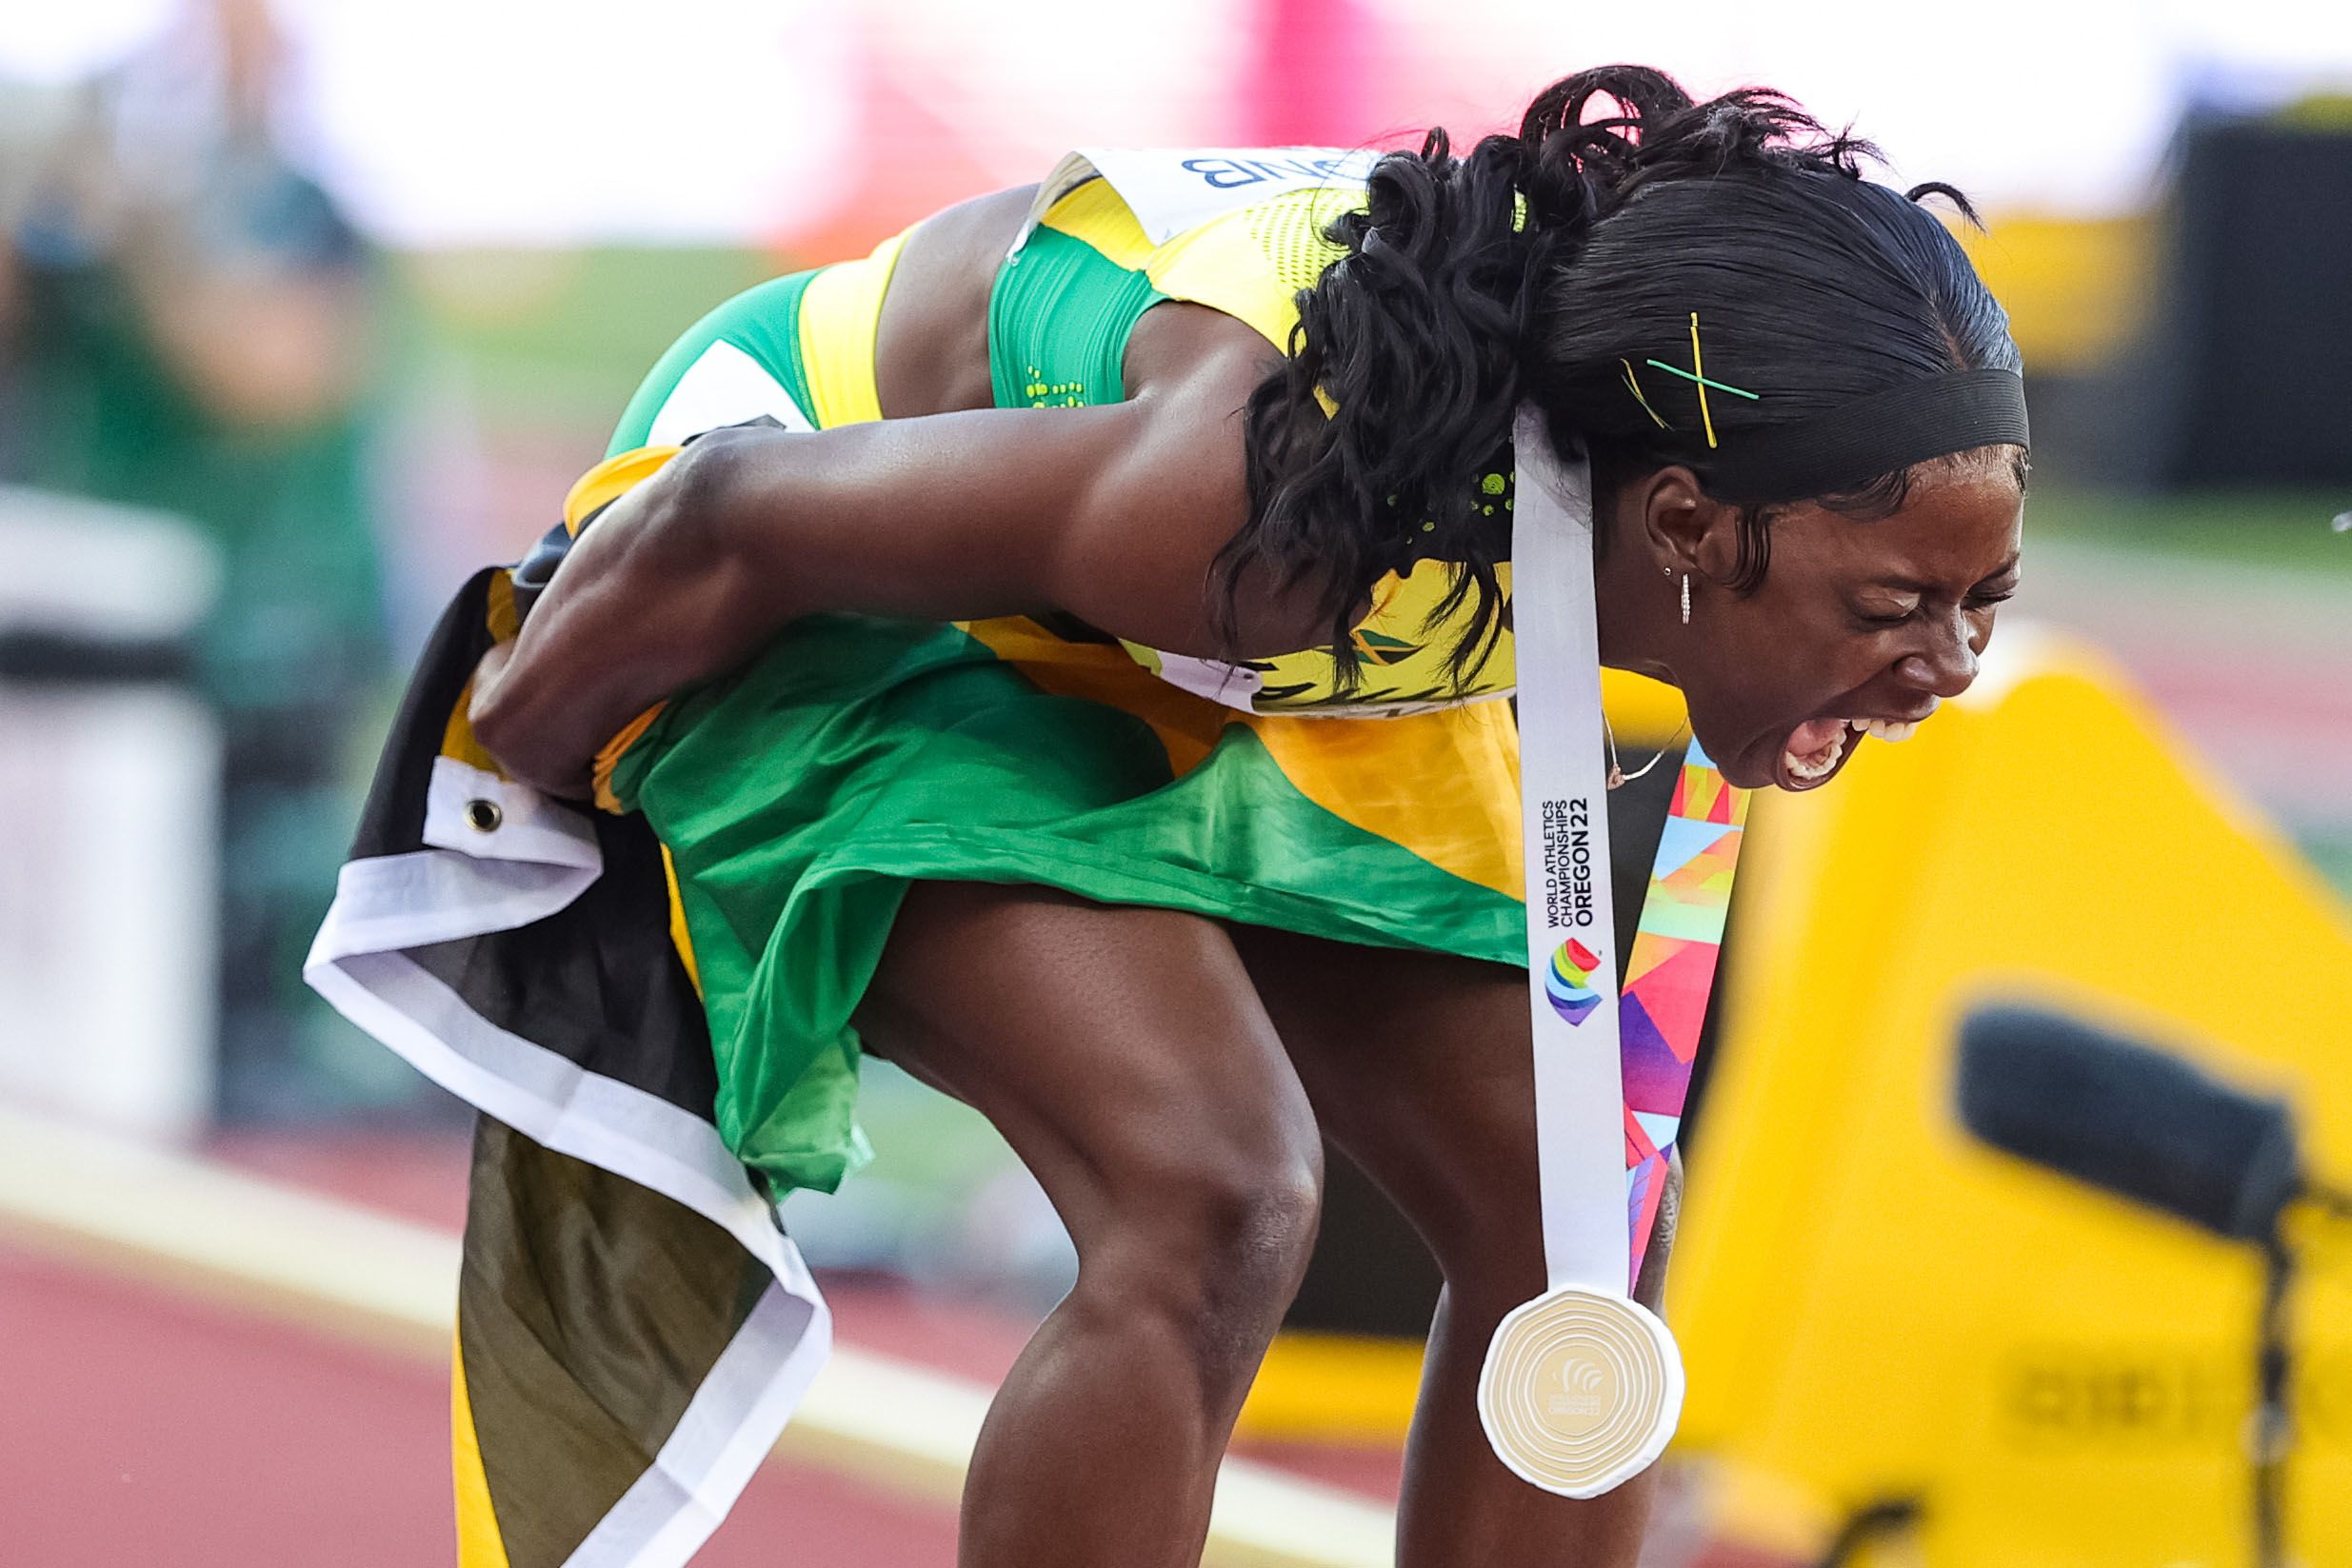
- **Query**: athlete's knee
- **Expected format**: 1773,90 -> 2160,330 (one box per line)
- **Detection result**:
1424,1149 -> 1680,1331
1079,1136 -> 1324,1385
1393,1109 -> 1545,1295
1120,1136 -> 1324,1303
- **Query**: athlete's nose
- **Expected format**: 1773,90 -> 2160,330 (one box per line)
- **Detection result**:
1895,614 -> 1979,699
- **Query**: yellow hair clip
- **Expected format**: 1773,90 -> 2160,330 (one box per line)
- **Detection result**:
1620,359 -> 1669,430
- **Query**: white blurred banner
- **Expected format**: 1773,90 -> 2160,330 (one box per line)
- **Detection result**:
5,1 -> 2350,242
0,490 -> 220,1141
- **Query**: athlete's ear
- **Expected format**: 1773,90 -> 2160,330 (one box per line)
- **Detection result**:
1633,466 -> 1743,585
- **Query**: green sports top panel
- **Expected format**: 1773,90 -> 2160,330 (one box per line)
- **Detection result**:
987,224 -> 1167,411
609,270 -> 819,456
987,165 -> 1365,412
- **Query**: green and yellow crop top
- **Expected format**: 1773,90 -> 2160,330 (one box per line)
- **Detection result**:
989,149 -> 1517,719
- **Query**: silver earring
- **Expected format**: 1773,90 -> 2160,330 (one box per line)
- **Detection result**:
1681,573 -> 1691,625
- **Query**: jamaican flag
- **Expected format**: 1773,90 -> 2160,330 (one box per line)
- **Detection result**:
306,568 -> 830,1568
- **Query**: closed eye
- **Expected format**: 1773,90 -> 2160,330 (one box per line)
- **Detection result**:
1851,599 -> 1920,628
1854,586 -> 2012,629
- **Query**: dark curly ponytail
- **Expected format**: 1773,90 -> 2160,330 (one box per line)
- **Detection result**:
1219,63 -> 2023,689
1222,118 -> 1532,690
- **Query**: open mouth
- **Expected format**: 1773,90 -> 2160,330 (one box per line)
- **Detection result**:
1772,711 -> 1931,792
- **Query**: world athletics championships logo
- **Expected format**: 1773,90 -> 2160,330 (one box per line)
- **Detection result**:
1546,938 -> 1604,1025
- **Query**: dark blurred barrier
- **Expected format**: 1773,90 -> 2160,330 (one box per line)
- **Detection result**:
2139,109 -> 2352,487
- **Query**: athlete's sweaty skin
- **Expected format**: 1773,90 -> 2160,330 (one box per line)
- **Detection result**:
471,175 -> 2017,1568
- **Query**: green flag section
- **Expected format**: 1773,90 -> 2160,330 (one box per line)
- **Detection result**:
1676,627 -> 2352,1565
612,611 -> 1527,1199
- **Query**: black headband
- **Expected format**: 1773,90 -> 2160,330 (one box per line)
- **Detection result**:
1699,368 -> 2030,503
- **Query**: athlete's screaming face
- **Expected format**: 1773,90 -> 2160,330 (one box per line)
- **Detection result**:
1656,451 -> 2025,793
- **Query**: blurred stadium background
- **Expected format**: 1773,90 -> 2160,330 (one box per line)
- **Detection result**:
2,2 -> 2349,1565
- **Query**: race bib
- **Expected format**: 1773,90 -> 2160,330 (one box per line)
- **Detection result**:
1018,145 -> 1379,251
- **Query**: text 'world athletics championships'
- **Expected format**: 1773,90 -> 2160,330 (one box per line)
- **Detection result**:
1541,797 -> 1599,931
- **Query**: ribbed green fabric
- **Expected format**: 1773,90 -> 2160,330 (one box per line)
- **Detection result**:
987,225 -> 1167,410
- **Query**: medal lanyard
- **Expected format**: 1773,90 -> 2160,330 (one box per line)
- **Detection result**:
1509,413 -> 1641,1293
1483,407 -> 1747,1497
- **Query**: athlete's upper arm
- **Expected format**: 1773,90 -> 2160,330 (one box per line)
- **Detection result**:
687,347 -> 1306,658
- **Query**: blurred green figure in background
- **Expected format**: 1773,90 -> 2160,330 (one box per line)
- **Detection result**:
0,0 -> 392,1119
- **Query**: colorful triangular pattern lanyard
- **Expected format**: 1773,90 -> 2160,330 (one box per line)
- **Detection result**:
1621,748 -> 1748,1286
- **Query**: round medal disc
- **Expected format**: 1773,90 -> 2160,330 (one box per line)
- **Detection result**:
1476,1286 -> 1684,1498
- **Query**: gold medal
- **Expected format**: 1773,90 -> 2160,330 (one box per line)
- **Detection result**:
1476,1286 -> 1684,1498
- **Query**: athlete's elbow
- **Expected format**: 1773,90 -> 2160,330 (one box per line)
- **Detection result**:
644,433 -> 745,566
656,427 -> 834,613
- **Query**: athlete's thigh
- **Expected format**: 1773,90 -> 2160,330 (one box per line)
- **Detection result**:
1227,929 -> 1533,1260
1227,925 -> 1678,1306
854,882 -> 1321,1244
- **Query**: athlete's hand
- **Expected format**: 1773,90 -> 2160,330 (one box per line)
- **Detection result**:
468,638 -> 590,800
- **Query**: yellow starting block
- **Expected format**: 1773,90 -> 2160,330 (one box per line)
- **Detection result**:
1677,625 -> 2352,1564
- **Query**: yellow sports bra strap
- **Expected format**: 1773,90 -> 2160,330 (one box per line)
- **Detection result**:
797,228 -> 911,428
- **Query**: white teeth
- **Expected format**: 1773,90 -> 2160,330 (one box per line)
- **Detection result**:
1836,701 -> 1942,747
1791,704 -> 1938,781
1782,726 -> 1847,781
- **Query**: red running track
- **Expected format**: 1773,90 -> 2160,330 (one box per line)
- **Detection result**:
0,1243 -> 962,1568
3,1134 -> 1789,1565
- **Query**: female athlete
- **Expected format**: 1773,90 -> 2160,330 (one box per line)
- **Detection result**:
455,62 -> 2026,1568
